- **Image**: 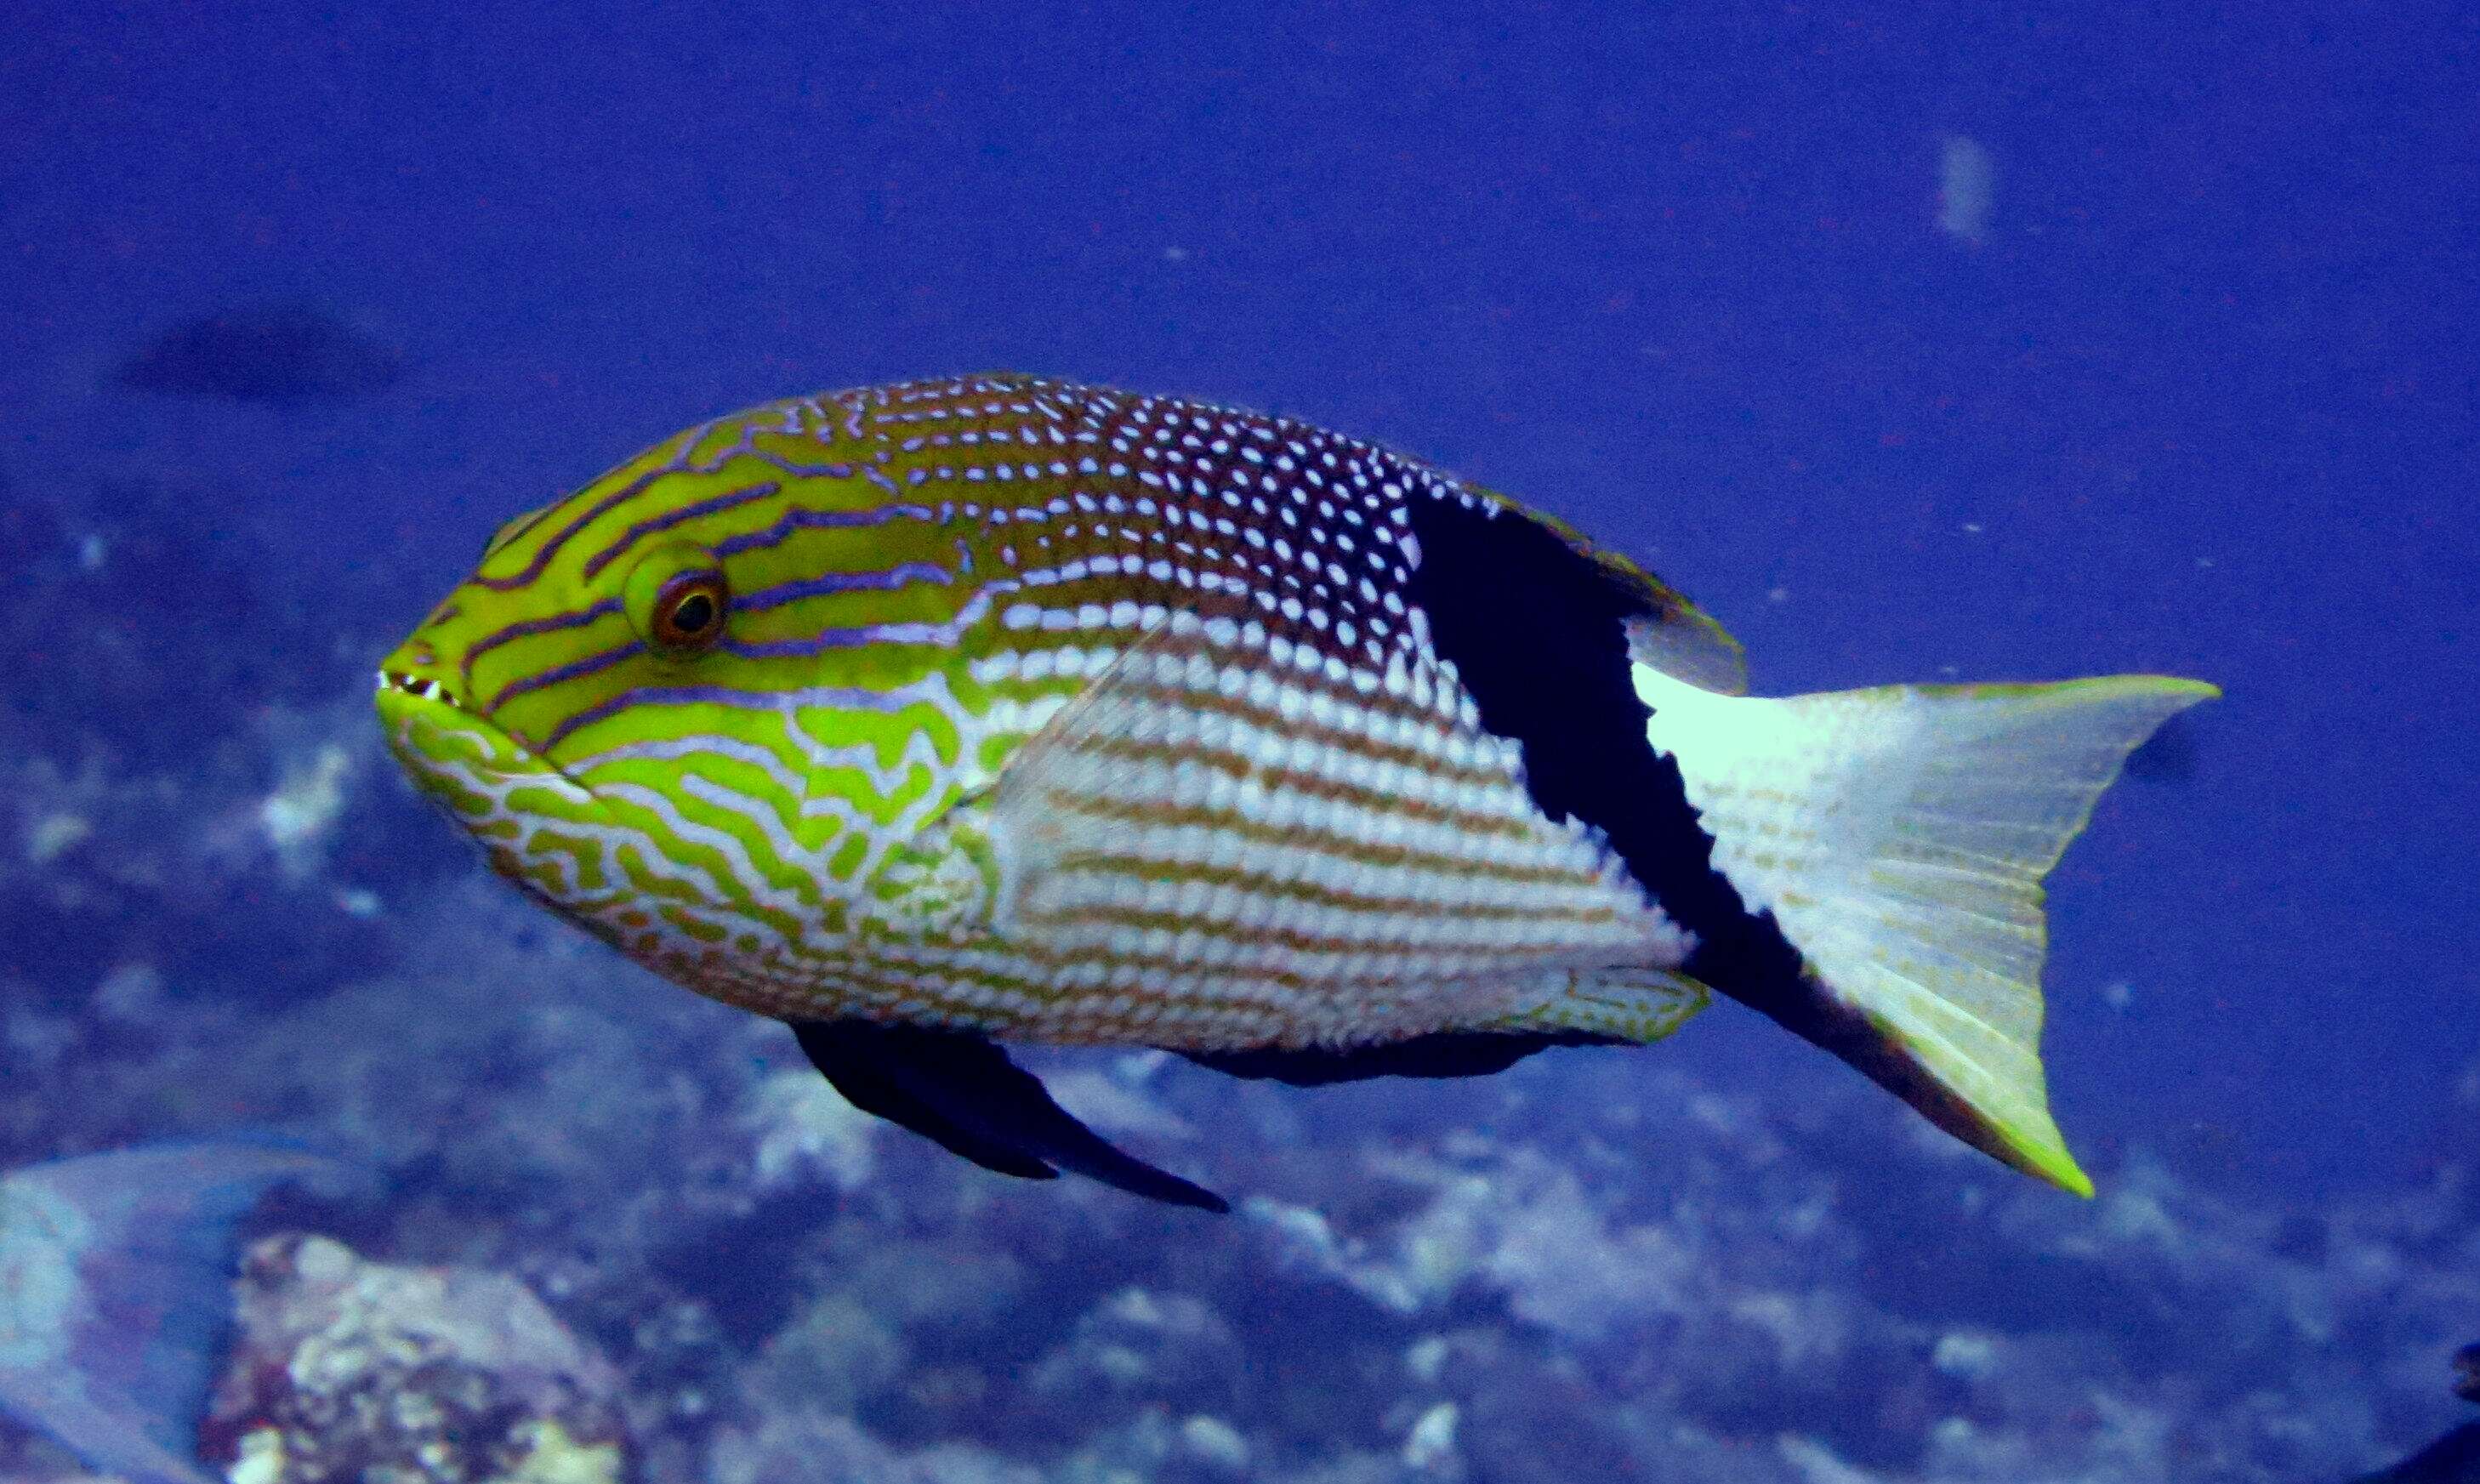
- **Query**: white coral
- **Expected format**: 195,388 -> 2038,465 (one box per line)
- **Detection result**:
739,1069 -> 877,1193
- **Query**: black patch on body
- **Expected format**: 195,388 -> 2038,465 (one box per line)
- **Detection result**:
1183,1027 -> 1623,1086
793,1019 -> 1228,1212
1396,493 -> 2033,1172
1399,491 -> 1804,998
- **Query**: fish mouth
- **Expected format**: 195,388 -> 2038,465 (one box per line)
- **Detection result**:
378,668 -> 459,708
373,668 -> 600,806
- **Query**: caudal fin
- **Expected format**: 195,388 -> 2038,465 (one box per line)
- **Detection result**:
1635,666 -> 2217,1195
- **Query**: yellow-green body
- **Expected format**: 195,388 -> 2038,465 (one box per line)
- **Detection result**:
379,376 -> 1710,1049
379,372 -> 2213,1197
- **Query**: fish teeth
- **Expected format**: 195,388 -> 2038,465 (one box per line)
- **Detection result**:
377,669 -> 461,709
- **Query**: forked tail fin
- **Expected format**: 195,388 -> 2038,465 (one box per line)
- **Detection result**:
1635,666 -> 2218,1195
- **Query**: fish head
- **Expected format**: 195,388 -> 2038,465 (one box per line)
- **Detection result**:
375,400 -> 955,970
373,478 -> 666,942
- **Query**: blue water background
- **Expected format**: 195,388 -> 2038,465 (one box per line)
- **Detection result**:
2,1 -> 2474,1478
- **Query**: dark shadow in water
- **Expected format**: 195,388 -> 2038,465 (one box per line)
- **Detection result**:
2349,1423 -> 2480,1483
114,304 -> 402,403
2348,1345 -> 2480,1482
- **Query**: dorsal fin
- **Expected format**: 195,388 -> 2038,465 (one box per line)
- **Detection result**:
1462,486 -> 1746,696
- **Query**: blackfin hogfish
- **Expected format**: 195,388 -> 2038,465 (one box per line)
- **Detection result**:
377,374 -> 2213,1211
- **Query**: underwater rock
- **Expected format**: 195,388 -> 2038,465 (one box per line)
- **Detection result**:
1024,1288 -> 1240,1405
0,463 -> 435,1022
2348,1424 -> 2480,1484
703,1412 -> 1035,1484
0,475 -> 361,766
1249,1145 -> 1703,1341
1397,1401 -> 1460,1475
1036,1052 -> 1203,1147
2342,1344 -> 2480,1483
0,1142 -> 350,1484
114,305 -> 401,403
208,1235 -> 627,1484
747,1294 -> 907,1418
1177,1414 -> 1250,1474
0,702 -> 403,1039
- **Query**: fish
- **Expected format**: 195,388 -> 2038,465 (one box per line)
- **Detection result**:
376,373 -> 2214,1212
114,304 -> 402,404
0,1140 -> 345,1484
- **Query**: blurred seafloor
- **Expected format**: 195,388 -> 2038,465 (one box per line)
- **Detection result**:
3,1 -> 2477,1478
0,387 -> 2471,1484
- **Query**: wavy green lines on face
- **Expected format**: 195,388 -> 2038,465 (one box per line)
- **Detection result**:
378,395 -> 1053,1004
374,684 -> 619,916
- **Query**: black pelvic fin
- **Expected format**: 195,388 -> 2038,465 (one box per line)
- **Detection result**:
1183,1027 -> 1623,1087
790,1019 -> 1229,1213
791,1020 -> 1058,1181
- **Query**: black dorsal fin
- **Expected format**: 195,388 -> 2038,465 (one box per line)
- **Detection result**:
1458,485 -> 1746,694
790,1019 -> 1229,1213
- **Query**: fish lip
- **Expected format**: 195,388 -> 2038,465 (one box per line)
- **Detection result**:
373,668 -> 594,796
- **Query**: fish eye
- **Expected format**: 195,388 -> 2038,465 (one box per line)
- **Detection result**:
653,572 -> 727,650
624,543 -> 731,657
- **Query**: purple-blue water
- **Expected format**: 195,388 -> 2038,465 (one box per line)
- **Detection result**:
3,4 -> 2473,1481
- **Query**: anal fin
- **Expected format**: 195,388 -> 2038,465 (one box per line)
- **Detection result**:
1181,1027 -> 1622,1087
1181,970 -> 1704,1086
1493,967 -> 1710,1043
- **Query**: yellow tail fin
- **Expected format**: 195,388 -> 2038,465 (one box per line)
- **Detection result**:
1635,668 -> 2218,1194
